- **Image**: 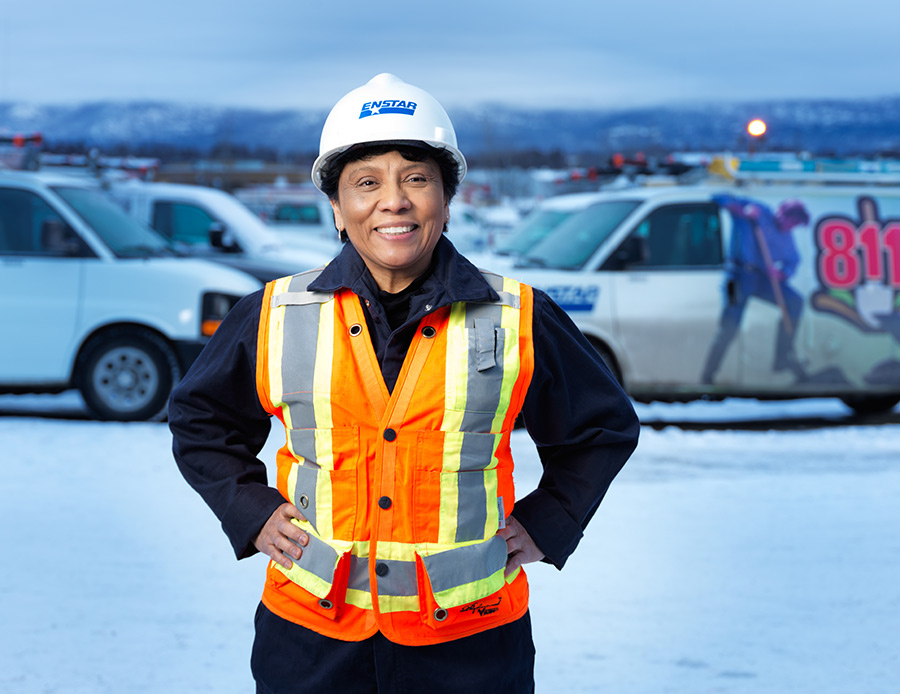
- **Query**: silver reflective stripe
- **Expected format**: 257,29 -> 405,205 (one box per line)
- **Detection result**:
348,555 -> 370,593
473,318 -> 495,372
457,431 -> 496,472
455,432 -> 496,543
280,273 -> 329,430
288,428 -> 319,466
421,535 -> 507,594
493,291 -> 519,309
455,471 -> 487,543
460,301 -> 505,432
290,532 -> 339,583
293,464 -> 319,531
271,291 -> 333,308
479,270 -> 519,309
376,559 -> 418,597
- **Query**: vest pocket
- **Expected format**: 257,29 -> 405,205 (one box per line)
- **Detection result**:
416,535 -> 516,631
445,326 -> 518,432
288,426 -> 361,537
271,536 -> 354,622
414,430 -> 502,544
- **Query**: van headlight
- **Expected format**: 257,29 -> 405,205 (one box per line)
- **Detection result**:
201,292 -> 243,337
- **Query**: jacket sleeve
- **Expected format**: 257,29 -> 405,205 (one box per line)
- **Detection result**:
168,288 -> 286,560
511,289 -> 640,570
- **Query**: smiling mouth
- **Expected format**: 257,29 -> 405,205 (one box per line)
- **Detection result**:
375,225 -> 417,236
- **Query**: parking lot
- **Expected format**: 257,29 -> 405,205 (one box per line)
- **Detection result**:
2,394 -> 898,693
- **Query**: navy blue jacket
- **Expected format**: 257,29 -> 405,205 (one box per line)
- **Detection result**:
170,236 -> 639,570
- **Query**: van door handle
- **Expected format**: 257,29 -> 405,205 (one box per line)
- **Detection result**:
726,278 -> 738,305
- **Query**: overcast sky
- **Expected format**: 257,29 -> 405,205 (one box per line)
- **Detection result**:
1,0 -> 898,112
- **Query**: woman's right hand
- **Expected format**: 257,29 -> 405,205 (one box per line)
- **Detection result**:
253,502 -> 309,569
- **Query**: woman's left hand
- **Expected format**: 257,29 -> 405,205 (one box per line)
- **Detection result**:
497,515 -> 545,577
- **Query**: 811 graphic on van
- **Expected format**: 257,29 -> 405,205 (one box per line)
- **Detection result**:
507,182 -> 900,414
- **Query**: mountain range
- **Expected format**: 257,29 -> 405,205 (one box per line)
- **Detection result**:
1,95 -> 899,158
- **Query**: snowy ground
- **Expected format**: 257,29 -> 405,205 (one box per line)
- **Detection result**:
1,392 -> 898,693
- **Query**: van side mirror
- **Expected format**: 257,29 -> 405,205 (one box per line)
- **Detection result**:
603,235 -> 647,270
40,218 -> 86,257
208,222 -> 240,252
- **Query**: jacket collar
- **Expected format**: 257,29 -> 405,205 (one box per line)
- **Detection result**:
308,235 -> 500,311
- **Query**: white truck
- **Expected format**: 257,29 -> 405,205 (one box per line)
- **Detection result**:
507,163 -> 900,414
0,171 -> 260,421
107,180 -> 335,282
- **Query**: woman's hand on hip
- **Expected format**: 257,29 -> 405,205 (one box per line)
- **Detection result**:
253,502 -> 309,570
497,515 -> 544,577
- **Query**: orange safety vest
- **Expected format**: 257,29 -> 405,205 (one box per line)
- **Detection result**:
255,267 -> 536,646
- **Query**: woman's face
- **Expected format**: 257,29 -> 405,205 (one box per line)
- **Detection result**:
331,150 -> 448,293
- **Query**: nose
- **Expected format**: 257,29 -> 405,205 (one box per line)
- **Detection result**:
378,179 -> 411,213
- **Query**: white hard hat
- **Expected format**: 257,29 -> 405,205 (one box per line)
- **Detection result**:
311,73 -> 467,191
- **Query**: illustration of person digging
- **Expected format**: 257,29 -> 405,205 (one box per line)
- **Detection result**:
702,195 -> 810,384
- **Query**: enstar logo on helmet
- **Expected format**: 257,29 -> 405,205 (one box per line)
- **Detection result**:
359,100 -> 418,119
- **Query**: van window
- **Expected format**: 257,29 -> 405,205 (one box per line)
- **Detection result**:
520,200 -> 640,270
615,203 -> 722,270
0,187 -> 87,256
496,209 -> 574,256
153,201 -> 217,245
53,186 -> 172,258
274,202 -> 322,225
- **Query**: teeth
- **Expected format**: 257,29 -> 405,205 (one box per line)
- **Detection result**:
375,225 -> 415,235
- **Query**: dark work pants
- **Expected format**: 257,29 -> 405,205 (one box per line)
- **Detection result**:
251,603 -> 536,694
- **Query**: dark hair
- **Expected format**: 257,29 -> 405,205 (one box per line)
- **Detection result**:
319,142 -> 460,203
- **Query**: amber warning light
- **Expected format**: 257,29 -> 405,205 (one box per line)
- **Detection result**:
747,119 -> 767,137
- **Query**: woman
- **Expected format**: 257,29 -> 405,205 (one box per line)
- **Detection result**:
170,73 -> 639,693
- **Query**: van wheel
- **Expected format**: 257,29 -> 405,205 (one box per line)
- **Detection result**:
840,395 -> 900,415
77,328 -> 180,422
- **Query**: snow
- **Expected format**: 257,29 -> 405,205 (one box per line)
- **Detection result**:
2,392 -> 899,693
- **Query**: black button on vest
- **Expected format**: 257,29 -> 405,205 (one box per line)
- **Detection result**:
378,496 -> 392,509
383,428 -> 397,441
375,562 -> 389,577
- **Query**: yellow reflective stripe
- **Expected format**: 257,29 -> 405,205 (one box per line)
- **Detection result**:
441,304 -> 469,543
432,567 -> 505,609
345,588 -> 373,610
268,276 -> 292,409
313,300 -> 335,431
443,302 -> 467,431
286,462 -> 299,507
378,594 -> 420,614
494,277 -> 522,432
375,540 -> 418,562
478,468 -> 500,539
274,535 -> 352,599
438,463 -> 461,545
305,302 -> 335,537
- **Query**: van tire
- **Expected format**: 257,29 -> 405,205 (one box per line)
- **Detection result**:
840,394 -> 900,415
76,328 -> 180,422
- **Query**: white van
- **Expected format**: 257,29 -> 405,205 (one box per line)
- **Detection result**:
0,171 -> 261,421
108,180 -> 335,281
466,191 -> 611,272
508,178 -> 900,414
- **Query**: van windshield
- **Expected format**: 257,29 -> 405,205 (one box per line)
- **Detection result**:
518,200 -> 640,270
52,186 -> 176,258
495,209 -> 575,257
